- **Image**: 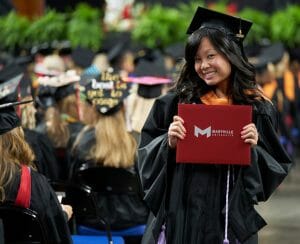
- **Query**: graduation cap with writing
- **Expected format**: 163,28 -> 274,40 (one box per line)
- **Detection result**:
84,70 -> 131,115
186,7 -> 252,41
128,51 -> 171,99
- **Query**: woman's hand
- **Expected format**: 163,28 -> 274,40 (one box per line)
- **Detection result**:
241,123 -> 259,147
168,115 -> 186,149
61,204 -> 73,221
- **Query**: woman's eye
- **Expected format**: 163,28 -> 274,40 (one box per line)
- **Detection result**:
207,54 -> 215,59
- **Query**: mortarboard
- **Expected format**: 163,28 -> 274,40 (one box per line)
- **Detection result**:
164,42 -> 185,62
84,70 -> 131,115
128,51 -> 171,99
31,43 -> 54,56
0,64 -> 24,103
0,100 -> 33,135
37,69 -> 80,102
71,47 -> 95,69
186,7 -> 252,41
259,43 -> 285,64
288,47 -> 300,62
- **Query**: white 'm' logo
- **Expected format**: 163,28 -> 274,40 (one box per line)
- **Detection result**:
194,126 -> 211,138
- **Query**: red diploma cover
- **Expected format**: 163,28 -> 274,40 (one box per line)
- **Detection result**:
176,104 -> 253,165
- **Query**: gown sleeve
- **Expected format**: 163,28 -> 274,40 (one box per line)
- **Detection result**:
243,101 -> 293,203
138,93 -> 177,215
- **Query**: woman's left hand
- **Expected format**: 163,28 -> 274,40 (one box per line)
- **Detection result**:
241,123 -> 259,147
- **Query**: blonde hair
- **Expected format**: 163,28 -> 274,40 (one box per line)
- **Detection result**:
76,106 -> 137,168
21,97 -> 37,129
43,54 -> 65,74
0,127 -> 35,202
57,94 -> 80,121
45,94 -> 80,148
45,106 -> 70,148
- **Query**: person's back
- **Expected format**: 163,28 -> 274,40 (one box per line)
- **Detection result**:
70,76 -> 149,229
0,105 -> 72,243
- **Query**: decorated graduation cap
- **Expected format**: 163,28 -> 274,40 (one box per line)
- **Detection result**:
186,6 -> 252,41
84,70 -> 131,115
37,69 -> 80,103
127,51 -> 171,99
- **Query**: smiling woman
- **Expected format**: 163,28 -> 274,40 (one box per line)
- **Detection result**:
137,6 -> 292,244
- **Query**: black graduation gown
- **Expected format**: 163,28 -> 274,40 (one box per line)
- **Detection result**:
24,128 -> 60,181
69,127 -> 149,230
5,169 -> 72,244
138,92 -> 292,244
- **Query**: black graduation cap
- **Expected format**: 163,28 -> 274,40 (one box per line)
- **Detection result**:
37,70 -> 80,103
164,42 -> 185,62
186,7 -> 252,41
129,51 -> 171,99
260,43 -> 285,64
84,70 -> 131,115
105,31 -> 132,66
71,47 -> 95,69
0,100 -> 33,135
288,47 -> 300,62
0,64 -> 24,103
31,43 -> 54,56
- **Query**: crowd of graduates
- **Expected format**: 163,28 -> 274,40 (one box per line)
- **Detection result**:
0,32 -> 182,243
247,43 -> 300,159
0,22 -> 299,242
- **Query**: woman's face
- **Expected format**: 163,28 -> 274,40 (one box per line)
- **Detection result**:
194,37 -> 231,89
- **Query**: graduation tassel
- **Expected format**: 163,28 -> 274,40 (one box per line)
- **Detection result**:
75,82 -> 82,121
157,224 -> 166,244
223,165 -> 230,244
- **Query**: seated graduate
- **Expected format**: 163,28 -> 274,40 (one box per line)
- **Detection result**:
0,62 -> 60,181
0,100 -> 72,243
126,50 -> 171,144
137,7 -> 293,244
70,70 -> 149,230
36,69 -> 84,180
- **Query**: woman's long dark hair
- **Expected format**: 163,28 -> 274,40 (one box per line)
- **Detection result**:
175,27 -> 264,104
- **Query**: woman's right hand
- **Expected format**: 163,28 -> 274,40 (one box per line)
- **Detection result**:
168,115 -> 186,149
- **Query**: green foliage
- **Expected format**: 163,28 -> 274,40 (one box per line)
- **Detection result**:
132,4 -> 187,49
239,8 -> 270,45
177,1 -> 205,38
0,11 -> 30,51
25,10 -> 66,45
0,3 -> 299,53
270,4 -> 300,47
67,3 -> 103,51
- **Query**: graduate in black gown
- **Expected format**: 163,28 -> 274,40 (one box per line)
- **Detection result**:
0,62 -> 60,181
137,7 -> 292,244
70,70 -> 149,230
0,101 -> 72,244
36,69 -> 84,180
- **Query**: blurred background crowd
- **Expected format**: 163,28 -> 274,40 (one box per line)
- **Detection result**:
0,0 -> 300,243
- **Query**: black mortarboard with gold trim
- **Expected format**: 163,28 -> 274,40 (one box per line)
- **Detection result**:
84,70 -> 131,115
186,7 -> 252,41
